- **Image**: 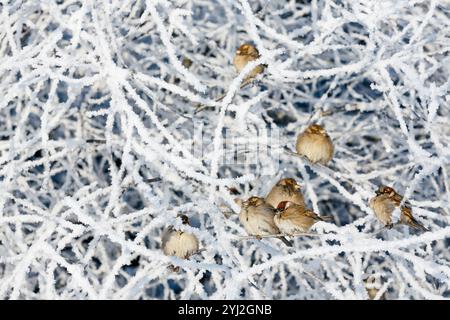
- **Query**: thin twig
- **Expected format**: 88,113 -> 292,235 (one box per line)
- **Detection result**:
301,269 -> 328,288
194,248 -> 208,255
194,78 -> 255,114
237,232 -> 324,241
86,138 -> 107,144
221,210 -> 235,219
283,146 -> 305,159
283,146 -> 347,184
143,177 -> 162,184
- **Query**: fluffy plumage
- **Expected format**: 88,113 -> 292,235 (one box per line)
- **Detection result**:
239,196 -> 292,246
274,201 -> 330,235
265,178 -> 305,209
295,124 -> 334,165
161,215 -> 199,259
369,186 -> 428,231
233,43 -> 265,80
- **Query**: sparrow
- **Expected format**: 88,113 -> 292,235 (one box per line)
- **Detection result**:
369,185 -> 428,231
182,57 -> 193,69
239,196 -> 292,247
161,215 -> 200,260
265,178 -> 306,209
233,43 -> 266,80
195,44 -> 264,113
364,275 -> 385,300
295,124 -> 334,165
274,201 -> 331,235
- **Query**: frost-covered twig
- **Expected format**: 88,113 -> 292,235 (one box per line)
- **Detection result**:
237,232 -> 324,241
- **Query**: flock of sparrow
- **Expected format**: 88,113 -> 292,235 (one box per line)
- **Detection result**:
161,43 -> 429,264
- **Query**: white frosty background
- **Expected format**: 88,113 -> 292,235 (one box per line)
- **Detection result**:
0,0 -> 449,300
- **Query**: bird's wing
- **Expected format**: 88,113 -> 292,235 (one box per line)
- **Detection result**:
259,205 -> 276,220
390,191 -> 406,206
401,205 -> 413,219
281,207 -> 319,221
258,205 -> 279,230
401,206 -> 428,231
390,190 -> 414,212
250,52 -> 260,59
301,209 -> 321,220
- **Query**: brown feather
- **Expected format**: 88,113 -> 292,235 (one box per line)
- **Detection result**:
274,202 -> 326,234
233,43 -> 265,80
296,124 -> 334,165
371,186 -> 428,232
239,196 -> 292,246
266,178 -> 305,209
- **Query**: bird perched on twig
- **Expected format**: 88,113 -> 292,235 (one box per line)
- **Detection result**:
239,196 -> 292,247
194,43 -> 266,113
296,124 -> 334,165
233,43 -> 266,81
274,201 -> 331,235
369,185 -> 428,232
364,275 -> 386,300
161,215 -> 200,262
265,178 -> 306,209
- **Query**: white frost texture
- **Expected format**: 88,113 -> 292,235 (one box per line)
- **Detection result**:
1,0 -> 450,300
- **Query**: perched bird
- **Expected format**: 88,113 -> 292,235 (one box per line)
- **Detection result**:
295,124 -> 334,165
364,275 -> 386,300
369,185 -> 428,231
182,57 -> 193,69
161,215 -> 199,260
274,201 -> 330,235
265,178 -> 306,209
173,57 -> 194,85
233,43 -> 266,80
239,196 -> 292,247
195,44 -> 264,112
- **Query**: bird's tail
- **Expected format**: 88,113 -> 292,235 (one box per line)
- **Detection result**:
407,218 -> 429,232
278,236 -> 293,247
317,215 -> 333,222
